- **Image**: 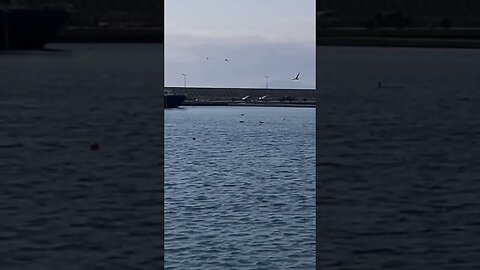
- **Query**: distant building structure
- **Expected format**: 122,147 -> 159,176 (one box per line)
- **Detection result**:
15,0 -> 162,27
10,0 -> 480,29
10,0 -> 480,44
317,0 -> 480,28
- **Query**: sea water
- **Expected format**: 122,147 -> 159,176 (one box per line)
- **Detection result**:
0,44 -> 163,269
165,106 -> 316,269
317,46 -> 480,269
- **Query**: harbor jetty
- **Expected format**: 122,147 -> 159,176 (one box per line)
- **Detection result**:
164,87 -> 316,107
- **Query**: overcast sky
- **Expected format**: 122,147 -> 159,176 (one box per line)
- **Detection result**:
165,0 -> 316,89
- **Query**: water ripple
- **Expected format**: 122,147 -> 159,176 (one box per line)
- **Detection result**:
165,107 -> 315,269
317,46 -> 480,269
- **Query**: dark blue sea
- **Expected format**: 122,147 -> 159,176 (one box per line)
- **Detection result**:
317,46 -> 480,269
165,106 -> 316,269
0,44 -> 163,269
3,43 -> 480,270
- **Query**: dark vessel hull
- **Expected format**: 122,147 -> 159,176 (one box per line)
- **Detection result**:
164,94 -> 186,108
0,8 -> 69,50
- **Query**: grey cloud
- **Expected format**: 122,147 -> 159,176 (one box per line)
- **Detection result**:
165,37 -> 315,88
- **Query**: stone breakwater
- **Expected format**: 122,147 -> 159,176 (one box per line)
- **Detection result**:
317,28 -> 480,48
165,87 -> 316,107
56,27 -> 164,43
54,26 -> 480,49
165,87 -> 316,101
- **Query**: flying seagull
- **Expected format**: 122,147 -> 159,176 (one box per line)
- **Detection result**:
206,57 -> 209,61
292,73 -> 300,80
225,58 -> 229,62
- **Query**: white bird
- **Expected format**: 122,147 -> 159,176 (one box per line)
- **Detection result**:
292,73 -> 300,80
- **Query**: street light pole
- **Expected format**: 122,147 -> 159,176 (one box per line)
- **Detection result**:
182,73 -> 188,88
265,76 -> 269,89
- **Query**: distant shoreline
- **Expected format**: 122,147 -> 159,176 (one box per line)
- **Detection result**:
54,27 -> 164,43
317,28 -> 480,49
317,37 -> 480,49
54,27 -> 480,49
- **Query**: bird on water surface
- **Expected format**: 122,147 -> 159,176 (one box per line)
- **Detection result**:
90,143 -> 99,151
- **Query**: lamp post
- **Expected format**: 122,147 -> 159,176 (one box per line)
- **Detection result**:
182,73 -> 188,88
265,76 -> 269,89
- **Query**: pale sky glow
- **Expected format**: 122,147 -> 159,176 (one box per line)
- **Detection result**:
165,0 -> 316,89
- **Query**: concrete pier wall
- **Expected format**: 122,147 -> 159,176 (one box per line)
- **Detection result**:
164,87 -> 316,102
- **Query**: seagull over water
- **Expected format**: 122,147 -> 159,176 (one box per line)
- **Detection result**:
225,58 -> 229,62
292,73 -> 300,80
